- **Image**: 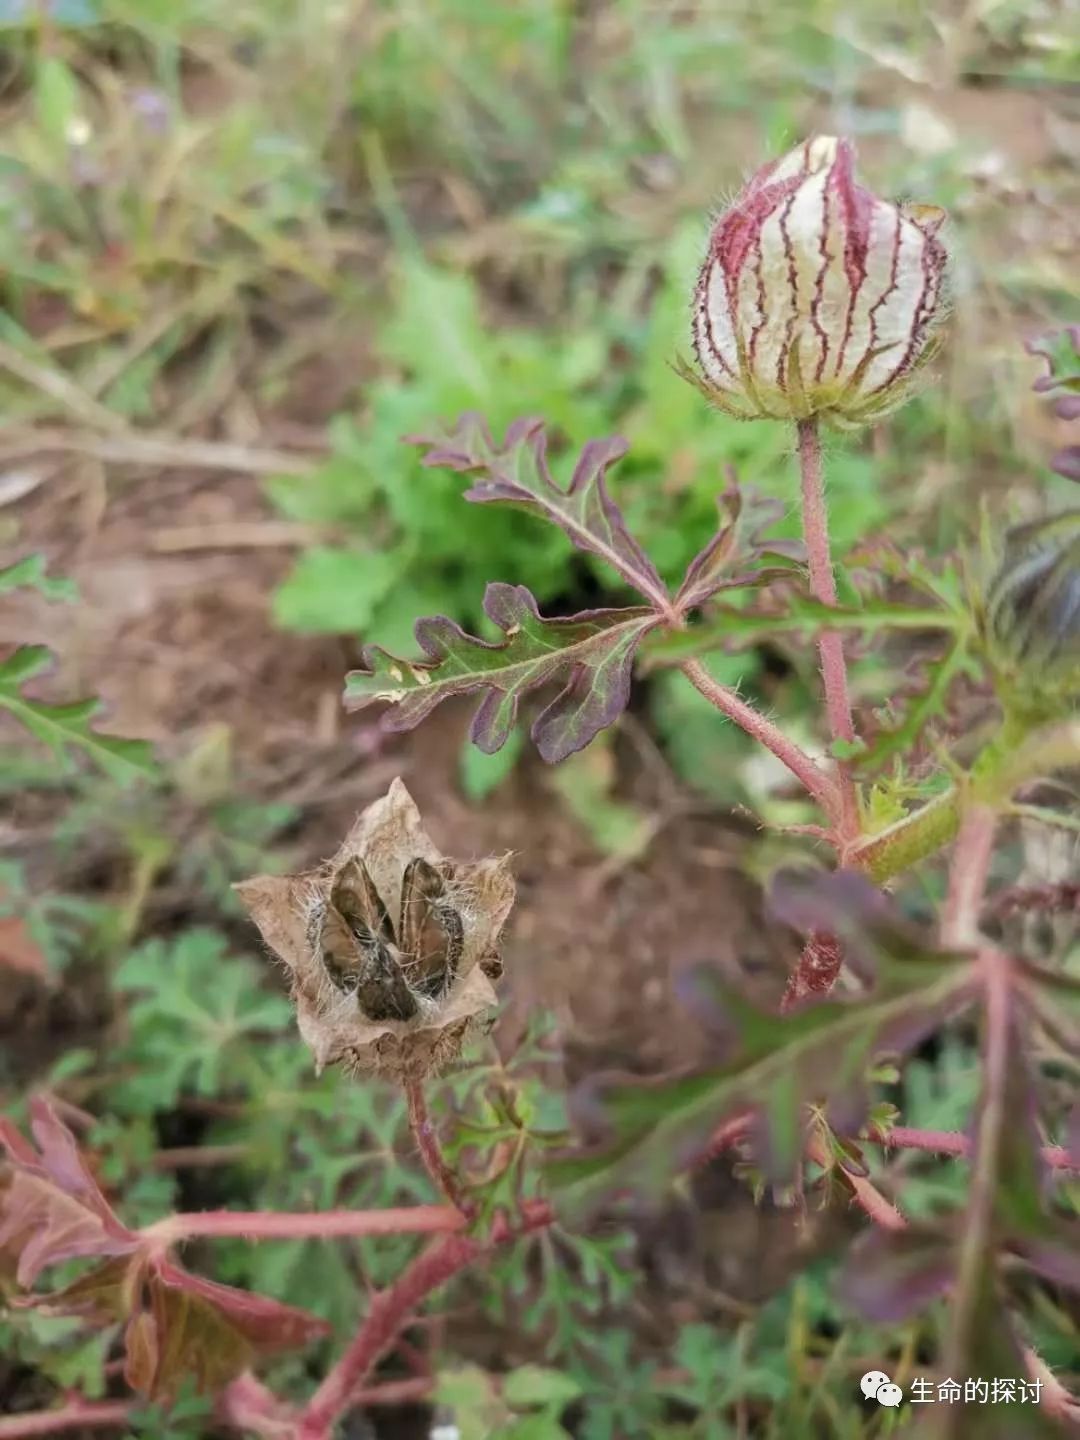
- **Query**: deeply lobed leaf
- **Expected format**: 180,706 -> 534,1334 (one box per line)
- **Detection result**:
0,646 -> 155,781
0,554 -> 77,601
673,487 -> 802,613
409,413 -> 669,609
0,1096 -> 138,1286
0,1099 -> 328,1400
345,582 -> 659,763
545,872 -> 973,1218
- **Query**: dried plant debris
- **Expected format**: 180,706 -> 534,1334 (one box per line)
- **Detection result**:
235,779 -> 515,1081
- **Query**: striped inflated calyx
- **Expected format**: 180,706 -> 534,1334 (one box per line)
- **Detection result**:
691,136 -> 947,427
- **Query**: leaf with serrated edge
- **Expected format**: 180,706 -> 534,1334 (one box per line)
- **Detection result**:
674,488 -> 801,613
409,413 -> 669,610
345,583 -> 658,763
0,1096 -> 138,1285
1,1101 -> 328,1401
0,554 -> 77,601
546,969 -> 970,1218
545,872 -> 972,1217
0,646 -> 154,780
840,1225 -> 953,1323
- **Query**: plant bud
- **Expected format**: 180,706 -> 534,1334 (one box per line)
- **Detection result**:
690,137 -> 947,427
981,512 -> 1080,713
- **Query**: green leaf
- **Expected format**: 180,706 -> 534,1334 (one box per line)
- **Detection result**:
460,723 -> 525,801
411,413 -> 668,608
34,56 -> 81,150
503,1365 -> 584,1410
345,583 -> 658,763
858,638 -> 975,771
0,647 -> 155,781
641,595 -> 960,669
0,555 -> 76,602
496,1415 -> 572,1440
113,930 -> 292,1111
548,745 -> 652,859
272,545 -> 403,634
436,1365 -> 508,1440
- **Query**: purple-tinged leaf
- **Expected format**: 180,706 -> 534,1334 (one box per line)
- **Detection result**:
544,927 -> 972,1218
769,868 -> 966,984
1019,961 -> 1080,1057
1,1102 -> 328,1402
1028,325 -> 1080,397
1027,327 -> 1080,484
409,413 -> 671,610
1013,1229 -> 1080,1293
0,1096 -> 139,1285
673,488 -> 802,614
1050,446 -> 1080,483
344,582 -> 659,763
839,1224 -> 953,1322
856,636 -> 969,772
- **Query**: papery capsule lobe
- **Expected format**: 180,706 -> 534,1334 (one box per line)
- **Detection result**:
691,136 -> 947,427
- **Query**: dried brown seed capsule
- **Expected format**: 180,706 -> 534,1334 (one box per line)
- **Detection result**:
235,779 -> 515,1083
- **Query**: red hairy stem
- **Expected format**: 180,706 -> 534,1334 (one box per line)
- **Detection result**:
679,658 -> 839,819
141,1205 -> 464,1246
946,945 -> 1013,1374
795,418 -> 859,841
941,804 -> 998,948
353,1376 -> 435,1406
1024,1346 -> 1080,1422
0,1402 -> 133,1438
298,1203 -> 553,1440
806,1133 -> 906,1232
869,1125 -> 1079,1171
405,1077 -> 470,1212
297,1234 -> 481,1440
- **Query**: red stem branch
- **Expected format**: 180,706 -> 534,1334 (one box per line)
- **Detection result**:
141,1205 -> 464,1246
297,1234 -> 480,1440
870,1125 -> 1079,1171
0,1402 -> 133,1438
405,1078 -> 469,1212
796,417 -> 859,841
941,803 -> 997,948
946,946 -> 1012,1377
806,1133 -> 906,1232
680,657 -> 839,819
297,1202 -> 551,1440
